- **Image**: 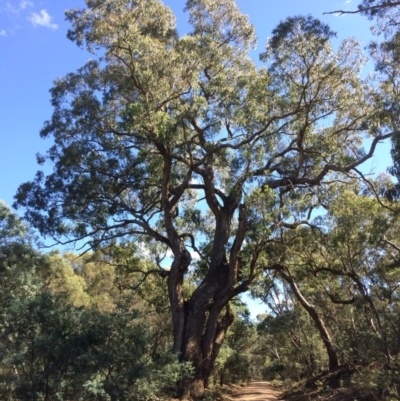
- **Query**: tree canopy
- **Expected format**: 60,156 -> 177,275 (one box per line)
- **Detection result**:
13,0 -> 398,398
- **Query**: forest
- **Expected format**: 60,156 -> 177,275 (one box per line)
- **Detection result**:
2,0 -> 400,400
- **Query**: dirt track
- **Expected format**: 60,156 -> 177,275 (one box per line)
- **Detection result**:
225,381 -> 282,401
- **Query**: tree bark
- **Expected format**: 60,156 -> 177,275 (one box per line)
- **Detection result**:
169,209 -> 246,398
174,260 -> 235,399
162,151 -> 248,398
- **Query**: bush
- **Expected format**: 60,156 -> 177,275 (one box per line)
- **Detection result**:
0,288 -> 192,400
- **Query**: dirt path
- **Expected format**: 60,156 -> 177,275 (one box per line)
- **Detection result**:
225,381 -> 282,401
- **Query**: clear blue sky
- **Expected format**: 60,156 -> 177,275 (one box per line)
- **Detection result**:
0,0 -> 392,318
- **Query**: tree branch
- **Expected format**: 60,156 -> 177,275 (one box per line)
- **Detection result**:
324,2 -> 400,16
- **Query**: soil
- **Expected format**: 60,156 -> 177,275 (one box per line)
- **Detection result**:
223,381 -> 283,401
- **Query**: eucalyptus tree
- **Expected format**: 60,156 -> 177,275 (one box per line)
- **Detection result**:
0,201 -> 44,307
357,0 -> 400,32
309,189 -> 400,375
258,185 -> 400,395
0,200 -> 31,246
328,0 -> 400,200
370,30 -> 400,199
256,287 -> 326,381
14,0 -> 393,397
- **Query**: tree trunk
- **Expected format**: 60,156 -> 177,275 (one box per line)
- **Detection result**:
173,261 -> 236,399
163,161 -> 247,399
171,301 -> 235,398
168,234 -> 245,398
280,270 -> 340,388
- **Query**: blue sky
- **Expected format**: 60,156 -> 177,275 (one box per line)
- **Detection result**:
0,0 -> 392,318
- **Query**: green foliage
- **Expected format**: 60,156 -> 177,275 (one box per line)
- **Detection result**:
0,201 -> 30,246
13,0 -> 382,270
253,185 -> 400,399
7,0 -> 400,397
0,259 -> 190,400
0,289 -> 190,401
0,202 -> 45,308
210,304 -> 263,386
0,204 -> 192,400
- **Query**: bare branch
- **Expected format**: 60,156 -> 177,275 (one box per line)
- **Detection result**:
324,2 -> 400,16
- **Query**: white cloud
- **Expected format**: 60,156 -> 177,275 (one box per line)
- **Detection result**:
5,0 -> 33,13
19,0 -> 33,9
30,9 -> 57,29
0,29 -> 6,36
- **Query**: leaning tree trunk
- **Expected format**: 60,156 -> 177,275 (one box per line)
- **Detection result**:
280,270 -> 341,388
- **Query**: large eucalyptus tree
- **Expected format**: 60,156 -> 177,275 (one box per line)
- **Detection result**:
14,0 -> 393,397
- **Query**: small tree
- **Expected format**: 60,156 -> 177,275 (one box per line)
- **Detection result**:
15,1 -> 393,397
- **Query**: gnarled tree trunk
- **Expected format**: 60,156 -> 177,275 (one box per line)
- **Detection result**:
167,196 -> 248,399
